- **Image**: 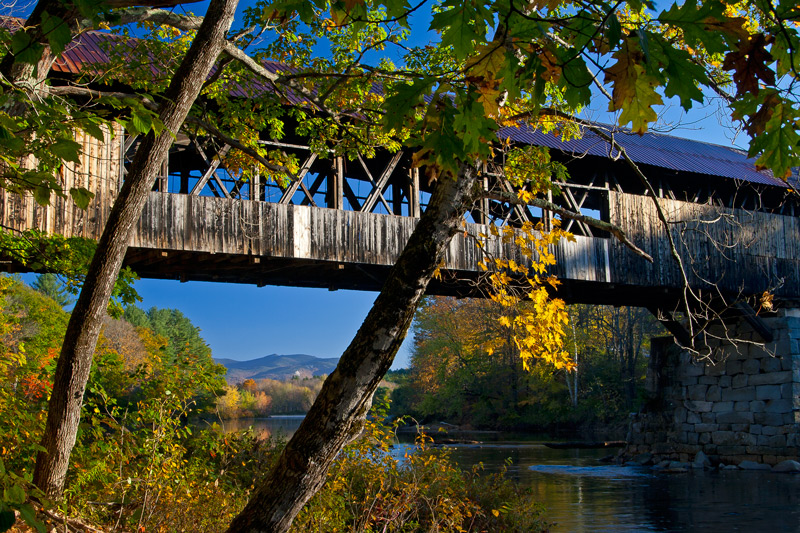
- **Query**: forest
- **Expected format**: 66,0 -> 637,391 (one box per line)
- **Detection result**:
0,274 -> 546,531
390,297 -> 664,433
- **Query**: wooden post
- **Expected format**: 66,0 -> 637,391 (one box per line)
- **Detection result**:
409,167 -> 421,217
251,168 -> 261,201
480,175 -> 489,224
159,158 -> 169,192
328,156 -> 344,210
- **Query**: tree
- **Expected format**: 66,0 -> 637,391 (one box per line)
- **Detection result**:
1,0 -> 797,529
28,0 -> 240,497
30,273 -> 72,308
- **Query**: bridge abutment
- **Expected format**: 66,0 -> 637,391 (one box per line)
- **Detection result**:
628,309 -> 800,465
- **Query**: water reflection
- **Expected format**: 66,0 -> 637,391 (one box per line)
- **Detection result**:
221,419 -> 800,532
219,415 -> 305,441
443,443 -> 800,532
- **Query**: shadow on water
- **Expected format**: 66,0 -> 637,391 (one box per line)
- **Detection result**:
220,419 -> 800,532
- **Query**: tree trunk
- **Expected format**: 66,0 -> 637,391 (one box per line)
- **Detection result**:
32,0 -> 238,497
226,164 -> 480,533
0,0 -> 73,114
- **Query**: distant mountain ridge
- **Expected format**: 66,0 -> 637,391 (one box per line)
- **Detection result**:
214,353 -> 339,384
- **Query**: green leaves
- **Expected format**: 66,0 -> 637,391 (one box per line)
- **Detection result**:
70,187 -> 95,209
604,39 -> 663,133
430,0 -> 491,61
10,32 -> 44,65
41,11 -> 72,57
382,78 -> 433,130
659,0 -> 729,55
748,102 -> 800,179
49,139 -> 82,164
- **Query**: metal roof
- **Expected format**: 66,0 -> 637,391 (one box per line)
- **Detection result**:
2,17 -> 792,189
499,123 -> 791,188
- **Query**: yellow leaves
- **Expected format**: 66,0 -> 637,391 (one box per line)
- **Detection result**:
432,259 -> 446,281
614,67 -> 663,133
759,291 -> 774,312
466,43 -> 507,117
476,221 -> 574,371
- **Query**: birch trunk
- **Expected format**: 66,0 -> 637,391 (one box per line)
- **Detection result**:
32,0 -> 238,497
226,164 -> 480,533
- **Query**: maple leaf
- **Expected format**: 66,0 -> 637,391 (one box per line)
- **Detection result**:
749,102 -> 800,179
466,42 -> 506,82
604,39 -> 645,110
604,40 -> 663,132
733,91 -> 781,137
476,84 -> 502,116
722,34 -> 776,97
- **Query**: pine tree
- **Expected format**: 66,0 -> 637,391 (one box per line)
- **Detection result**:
30,274 -> 72,308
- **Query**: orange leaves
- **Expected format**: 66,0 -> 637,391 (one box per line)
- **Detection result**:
722,33 -> 775,97
604,38 -> 663,133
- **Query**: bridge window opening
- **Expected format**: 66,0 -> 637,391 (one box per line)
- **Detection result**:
419,190 -> 431,212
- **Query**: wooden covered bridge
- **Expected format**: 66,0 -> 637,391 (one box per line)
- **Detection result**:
2,24 -> 800,466
1,24 -> 799,318
2,118 -> 798,313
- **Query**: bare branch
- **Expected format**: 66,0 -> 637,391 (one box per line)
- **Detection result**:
220,41 -> 280,84
49,85 -> 158,110
483,190 -> 653,262
109,7 -> 204,30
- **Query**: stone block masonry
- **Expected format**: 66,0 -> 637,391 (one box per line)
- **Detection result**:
627,309 -> 800,466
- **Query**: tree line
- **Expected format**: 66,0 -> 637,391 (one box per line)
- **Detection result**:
216,377 -> 326,419
390,297 -> 665,432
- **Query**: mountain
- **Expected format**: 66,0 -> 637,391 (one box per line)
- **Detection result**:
214,353 -> 339,384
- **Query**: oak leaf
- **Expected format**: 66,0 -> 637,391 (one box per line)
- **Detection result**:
722,34 -> 775,97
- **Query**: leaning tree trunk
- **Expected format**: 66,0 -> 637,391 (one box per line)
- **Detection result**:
226,164 -> 480,533
32,0 -> 238,497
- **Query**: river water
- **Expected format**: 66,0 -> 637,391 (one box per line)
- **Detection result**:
224,417 -> 800,532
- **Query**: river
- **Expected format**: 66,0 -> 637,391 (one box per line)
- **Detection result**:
222,417 -> 800,532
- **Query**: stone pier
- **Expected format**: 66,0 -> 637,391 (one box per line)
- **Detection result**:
627,309 -> 800,465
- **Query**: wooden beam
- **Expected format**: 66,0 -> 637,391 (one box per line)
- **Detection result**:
647,306 -> 694,348
342,178 -> 362,211
409,167 -> 421,218
302,173 -> 326,206
360,151 -> 402,213
279,153 -> 318,205
328,156 -> 344,210
561,186 -> 592,236
734,301 -> 774,342
190,144 -> 231,196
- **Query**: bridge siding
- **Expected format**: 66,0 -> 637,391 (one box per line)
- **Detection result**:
608,192 -> 799,297
0,128 -> 797,300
